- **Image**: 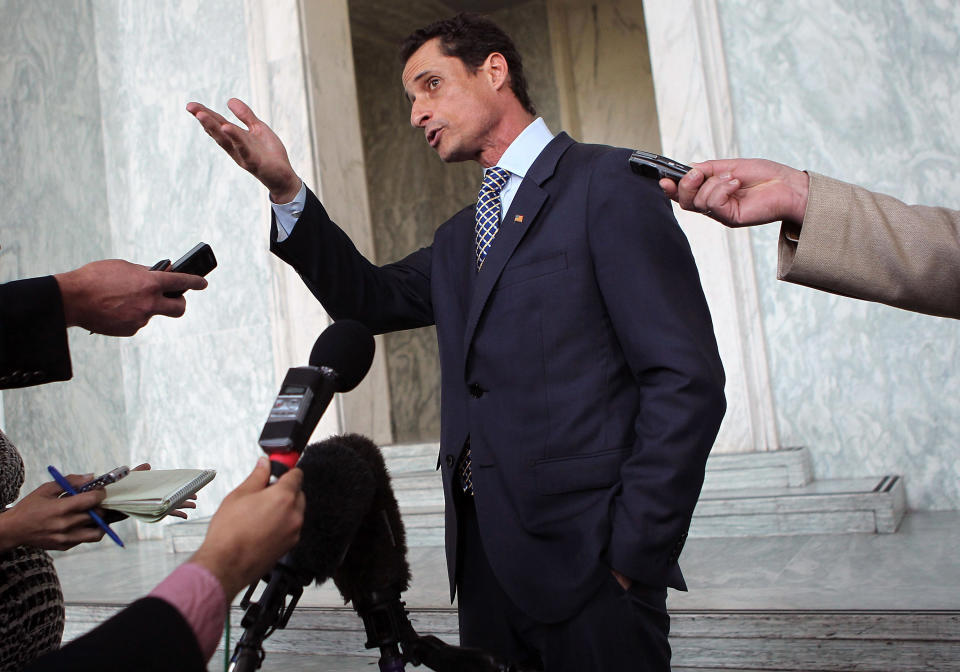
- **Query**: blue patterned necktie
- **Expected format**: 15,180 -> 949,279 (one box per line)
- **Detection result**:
474,166 -> 511,271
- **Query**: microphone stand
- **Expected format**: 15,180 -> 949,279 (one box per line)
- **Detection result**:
352,587 -> 542,672
228,556 -> 308,672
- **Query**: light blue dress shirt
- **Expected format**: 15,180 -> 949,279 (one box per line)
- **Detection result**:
271,117 -> 555,240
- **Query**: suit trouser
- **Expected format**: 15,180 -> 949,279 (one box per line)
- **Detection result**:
455,491 -> 672,672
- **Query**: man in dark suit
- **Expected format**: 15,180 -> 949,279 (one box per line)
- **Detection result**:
188,13 -> 725,670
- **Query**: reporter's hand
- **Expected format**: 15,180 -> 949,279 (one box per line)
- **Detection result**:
55,259 -> 207,336
659,158 -> 810,229
0,475 -> 107,552
186,98 -> 301,204
189,458 -> 304,601
98,463 -> 197,524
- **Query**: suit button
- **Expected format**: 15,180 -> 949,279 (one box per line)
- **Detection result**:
445,455 -> 455,468
468,383 -> 484,398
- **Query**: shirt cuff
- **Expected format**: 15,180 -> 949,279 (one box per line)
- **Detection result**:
271,180 -> 307,243
148,562 -> 227,662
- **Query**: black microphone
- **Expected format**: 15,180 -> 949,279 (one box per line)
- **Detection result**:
229,439 -> 376,672
330,435 -> 539,672
258,320 -> 375,473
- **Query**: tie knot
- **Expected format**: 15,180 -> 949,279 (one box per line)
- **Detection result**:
480,166 -> 511,195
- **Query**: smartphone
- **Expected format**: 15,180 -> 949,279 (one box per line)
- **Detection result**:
163,242 -> 217,298
628,150 -> 692,183
75,466 -> 130,493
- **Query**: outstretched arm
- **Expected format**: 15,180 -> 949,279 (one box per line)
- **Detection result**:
189,457 -> 305,601
55,259 -> 207,336
660,158 -> 810,229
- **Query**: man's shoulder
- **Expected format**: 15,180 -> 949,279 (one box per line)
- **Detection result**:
556,140 -> 634,177
434,203 -> 475,241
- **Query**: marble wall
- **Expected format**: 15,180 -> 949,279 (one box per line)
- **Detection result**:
1,0 -> 319,537
716,0 -> 960,509
0,0 -> 133,533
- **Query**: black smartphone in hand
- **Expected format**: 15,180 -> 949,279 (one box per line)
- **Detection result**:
163,242 -> 217,298
629,150 -> 692,183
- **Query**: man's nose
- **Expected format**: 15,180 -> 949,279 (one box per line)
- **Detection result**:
411,101 -> 429,128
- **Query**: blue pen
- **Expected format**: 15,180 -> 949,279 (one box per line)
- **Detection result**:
47,465 -> 124,548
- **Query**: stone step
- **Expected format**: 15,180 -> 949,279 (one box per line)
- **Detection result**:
385,446 -> 813,506
701,445 -> 812,491
390,476 -> 906,547
691,474 -> 906,536
63,603 -> 960,672
164,516 -> 211,554
164,474 -> 905,553
381,444 -> 814,491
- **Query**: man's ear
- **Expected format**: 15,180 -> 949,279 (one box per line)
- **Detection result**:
485,51 -> 509,91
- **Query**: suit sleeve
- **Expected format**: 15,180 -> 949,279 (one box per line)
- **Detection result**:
778,172 -> 960,319
0,276 -> 72,389
270,187 -> 435,333
586,151 -> 726,585
24,597 -> 205,672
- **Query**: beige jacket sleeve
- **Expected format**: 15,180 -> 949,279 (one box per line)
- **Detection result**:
777,172 -> 960,319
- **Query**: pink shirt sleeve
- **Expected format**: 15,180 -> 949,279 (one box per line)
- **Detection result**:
148,561 -> 227,661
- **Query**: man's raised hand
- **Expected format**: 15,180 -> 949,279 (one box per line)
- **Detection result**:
186,98 -> 301,204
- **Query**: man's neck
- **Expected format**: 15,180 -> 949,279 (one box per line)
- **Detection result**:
476,111 -> 536,168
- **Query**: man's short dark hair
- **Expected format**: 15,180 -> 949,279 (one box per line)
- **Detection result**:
400,13 -> 536,116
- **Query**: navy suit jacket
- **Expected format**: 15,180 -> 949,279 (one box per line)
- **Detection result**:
272,133 -> 726,622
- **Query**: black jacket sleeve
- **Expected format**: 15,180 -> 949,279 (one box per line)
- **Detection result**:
0,276 -> 72,388
25,597 -> 206,672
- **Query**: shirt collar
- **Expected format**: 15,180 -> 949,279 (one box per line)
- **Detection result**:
495,117 -> 555,179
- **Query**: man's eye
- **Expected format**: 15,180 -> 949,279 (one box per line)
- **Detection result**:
428,78 -> 440,90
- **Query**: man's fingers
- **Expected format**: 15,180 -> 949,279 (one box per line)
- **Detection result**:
153,296 -> 188,319
187,102 -> 233,129
676,167 -> 706,210
659,178 -> 679,200
692,175 -> 729,213
158,271 -> 208,292
234,457 -> 273,495
221,124 -> 253,162
227,98 -> 260,129
275,466 -> 304,494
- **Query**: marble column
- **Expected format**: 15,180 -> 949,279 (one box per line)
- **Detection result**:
643,0 -> 780,453
298,0 -> 394,444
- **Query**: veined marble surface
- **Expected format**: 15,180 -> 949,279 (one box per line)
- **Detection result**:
717,0 -> 960,509
1,0 -> 318,534
0,0 -> 129,499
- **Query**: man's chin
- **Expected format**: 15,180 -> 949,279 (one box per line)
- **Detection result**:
434,146 -> 470,163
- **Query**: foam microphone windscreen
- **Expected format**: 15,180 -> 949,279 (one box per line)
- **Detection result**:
332,434 -> 411,602
288,438 -> 376,583
308,320 -> 375,392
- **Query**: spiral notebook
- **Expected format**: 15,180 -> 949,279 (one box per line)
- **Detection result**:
101,469 -> 216,522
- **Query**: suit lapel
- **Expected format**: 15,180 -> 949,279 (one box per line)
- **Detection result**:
461,133 -> 576,365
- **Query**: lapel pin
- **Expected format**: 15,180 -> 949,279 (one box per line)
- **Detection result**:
514,215 -> 524,223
